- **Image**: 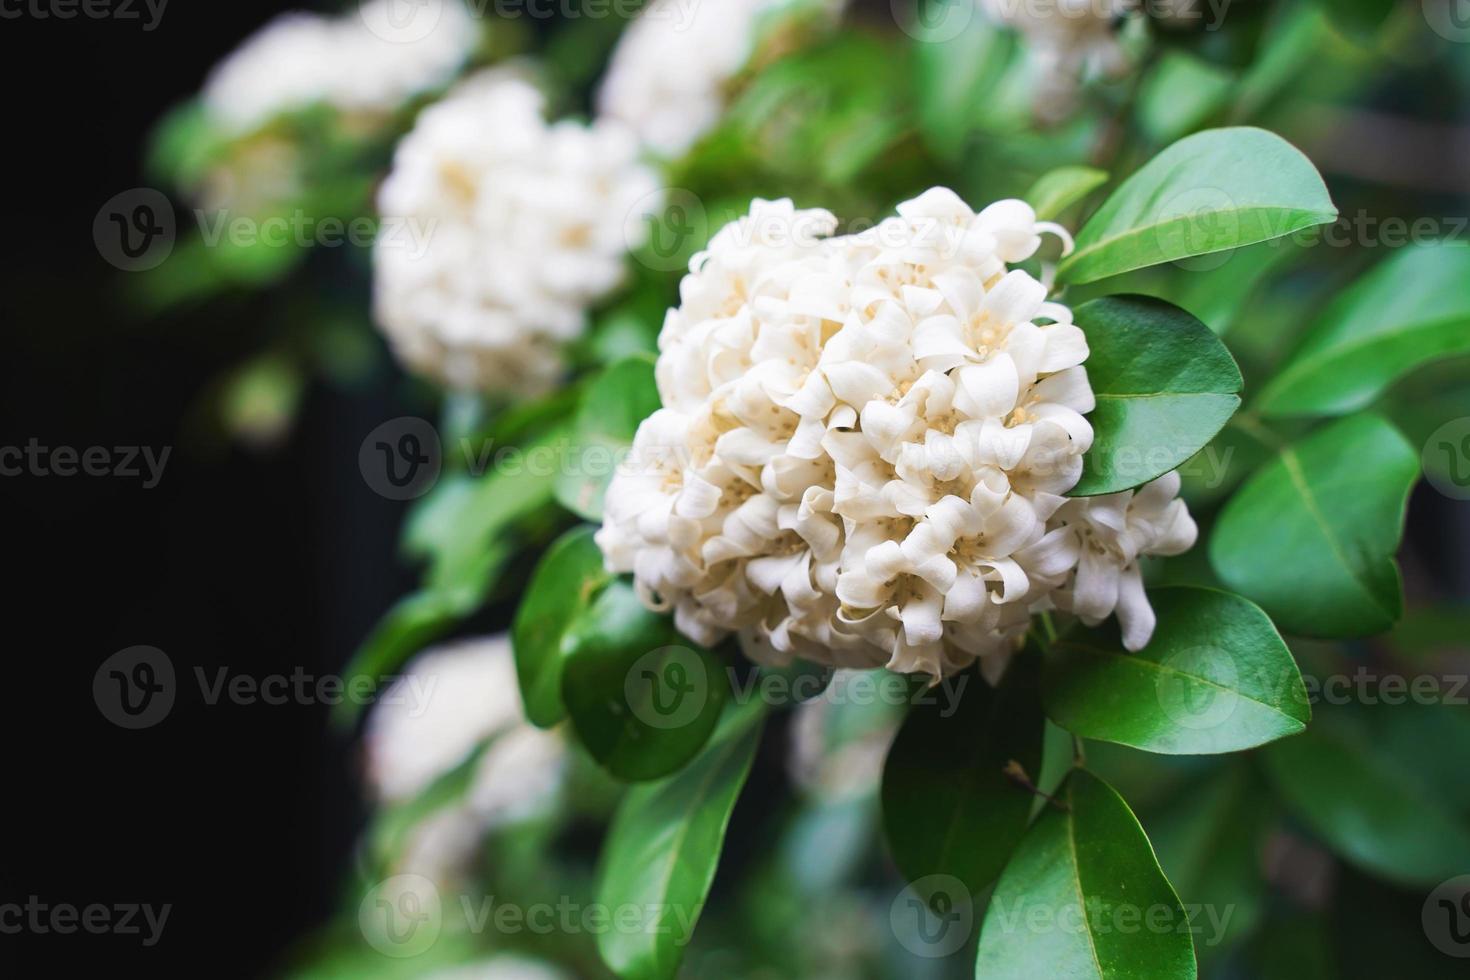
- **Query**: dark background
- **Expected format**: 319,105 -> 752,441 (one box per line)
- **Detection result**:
0,4 -> 408,974
3,2 -> 1470,977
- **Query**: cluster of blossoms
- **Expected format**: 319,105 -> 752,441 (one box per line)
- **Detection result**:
598,0 -> 847,157
373,71 -> 662,394
202,0 -> 477,136
597,189 -> 1196,681
365,636 -> 566,884
981,0 -> 1133,121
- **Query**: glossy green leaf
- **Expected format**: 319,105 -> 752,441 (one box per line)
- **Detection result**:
1057,127 -> 1336,284
880,655 -> 1044,898
561,580 -> 728,781
512,526 -> 612,728
1262,704 -> 1470,887
1070,296 -> 1243,496
1025,165 -> 1109,222
595,702 -> 765,980
1043,587 -> 1309,754
555,354 -> 660,521
1210,413 -> 1418,637
975,770 -> 1198,980
1258,244 -> 1470,417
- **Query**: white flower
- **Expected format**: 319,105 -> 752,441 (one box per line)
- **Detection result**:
598,0 -> 846,157
981,0 -> 1133,121
373,70 -> 662,394
1047,471 -> 1197,650
202,0 -> 476,136
598,188 -> 1196,680
365,635 -> 566,881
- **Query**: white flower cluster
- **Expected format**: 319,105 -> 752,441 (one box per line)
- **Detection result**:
598,0 -> 845,157
373,71 -> 662,394
598,189 -> 1196,680
202,0 -> 476,135
365,636 -> 566,882
981,0 -> 1133,121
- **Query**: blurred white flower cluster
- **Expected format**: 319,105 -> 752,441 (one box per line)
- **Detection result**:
981,0 -> 1133,121
598,189 -> 1196,680
423,957 -> 571,980
373,70 -> 662,394
365,636 -> 566,884
202,0 -> 477,135
598,0 -> 846,157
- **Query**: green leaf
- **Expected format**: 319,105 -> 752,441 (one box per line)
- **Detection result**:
1057,127 -> 1336,284
1137,52 -> 1235,146
913,5 -> 1017,162
594,702 -> 765,980
424,428 -> 562,593
336,433 -> 562,729
330,580 -> 493,730
880,655 -> 1044,898
1163,238 -> 1303,337
1043,587 -> 1309,754
1147,764 -> 1272,959
1257,244 -> 1470,417
561,580 -> 728,781
1209,413 -> 1418,637
1025,166 -> 1109,222
1331,0 -> 1398,38
554,354 -> 660,521
512,526 -> 612,728
401,473 -> 478,562
1262,704 -> 1470,887
1070,296 -> 1243,496
975,769 -> 1198,980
